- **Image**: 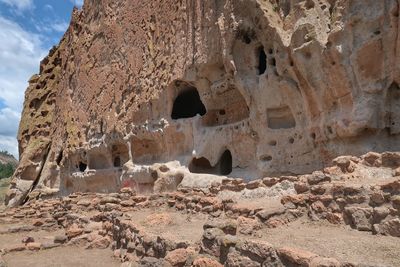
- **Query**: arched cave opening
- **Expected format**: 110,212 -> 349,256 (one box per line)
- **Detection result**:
257,46 -> 267,75
171,86 -> 206,120
112,143 -> 129,167
78,162 -> 87,172
113,156 -> 121,167
219,150 -> 233,175
188,157 -> 213,174
189,149 -> 233,175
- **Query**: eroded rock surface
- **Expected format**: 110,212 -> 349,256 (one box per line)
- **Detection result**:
6,1 -> 400,210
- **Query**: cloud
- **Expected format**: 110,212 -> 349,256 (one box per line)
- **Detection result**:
51,21 -> 69,33
0,17 -> 46,110
0,0 -> 34,12
0,16 -> 46,157
69,0 -> 84,7
44,4 -> 53,11
0,135 -> 18,159
0,108 -> 20,136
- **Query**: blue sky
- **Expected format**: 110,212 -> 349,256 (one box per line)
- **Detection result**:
0,0 -> 83,158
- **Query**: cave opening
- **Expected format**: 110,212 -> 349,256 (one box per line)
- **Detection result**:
219,150 -> 232,175
171,86 -> 206,120
113,156 -> 121,167
257,46 -> 267,75
79,162 -> 87,172
189,149 -> 233,175
189,157 -> 213,174
56,150 -> 63,166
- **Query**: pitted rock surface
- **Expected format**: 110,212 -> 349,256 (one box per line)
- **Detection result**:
5,0 -> 400,206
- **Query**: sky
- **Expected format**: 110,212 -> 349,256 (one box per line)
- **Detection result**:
0,0 -> 83,158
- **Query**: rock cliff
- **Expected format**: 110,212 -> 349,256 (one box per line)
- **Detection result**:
6,0 -> 400,206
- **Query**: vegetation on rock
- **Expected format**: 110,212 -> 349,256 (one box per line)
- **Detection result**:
0,151 -> 17,179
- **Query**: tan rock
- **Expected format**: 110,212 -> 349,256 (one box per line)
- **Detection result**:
86,236 -> 111,249
310,257 -> 341,267
277,246 -> 318,266
66,223 -> 83,239
237,216 -> 262,235
26,242 -> 41,251
165,248 -> 189,267
21,236 -> 34,244
6,244 -> 26,253
192,257 -> 222,267
32,219 -> 44,227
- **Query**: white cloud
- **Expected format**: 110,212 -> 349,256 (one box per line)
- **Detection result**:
0,0 -> 34,12
0,135 -> 18,158
43,4 -> 53,11
69,0 -> 84,7
51,21 -> 69,32
0,16 -> 46,157
0,108 -> 20,136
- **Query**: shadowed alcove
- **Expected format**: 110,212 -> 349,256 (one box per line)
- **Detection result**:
189,149 -> 232,175
171,86 -> 206,120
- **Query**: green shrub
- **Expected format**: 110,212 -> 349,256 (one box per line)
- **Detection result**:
0,163 -> 15,179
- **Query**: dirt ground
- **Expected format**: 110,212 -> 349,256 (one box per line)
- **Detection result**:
258,218 -> 400,266
3,247 -> 120,267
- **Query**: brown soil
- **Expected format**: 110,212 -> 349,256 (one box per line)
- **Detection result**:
3,247 -> 120,267
0,229 -> 64,248
257,218 -> 400,266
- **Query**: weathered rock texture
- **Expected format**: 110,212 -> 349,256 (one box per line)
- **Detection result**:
6,0 -> 400,206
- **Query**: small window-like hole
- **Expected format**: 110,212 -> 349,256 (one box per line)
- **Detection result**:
257,46 -> 267,75
243,34 -> 251,44
56,150 -> 63,165
311,133 -> 316,140
113,156 -> 121,167
289,137 -> 295,144
374,30 -> 381,35
260,155 -> 272,162
269,140 -> 277,146
79,162 -> 87,172
219,109 -> 226,115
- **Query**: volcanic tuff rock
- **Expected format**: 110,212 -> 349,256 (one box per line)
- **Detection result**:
5,0 -> 400,205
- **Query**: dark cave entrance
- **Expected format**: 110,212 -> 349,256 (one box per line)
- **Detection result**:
189,149 -> 232,175
257,46 -> 267,75
219,150 -> 232,175
56,150 -> 63,166
189,157 -> 213,173
113,156 -> 121,167
78,162 -> 87,172
171,87 -> 206,120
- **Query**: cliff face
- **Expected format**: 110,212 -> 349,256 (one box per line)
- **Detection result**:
6,0 -> 400,206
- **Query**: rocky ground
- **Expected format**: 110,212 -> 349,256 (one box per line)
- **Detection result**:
0,152 -> 400,267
